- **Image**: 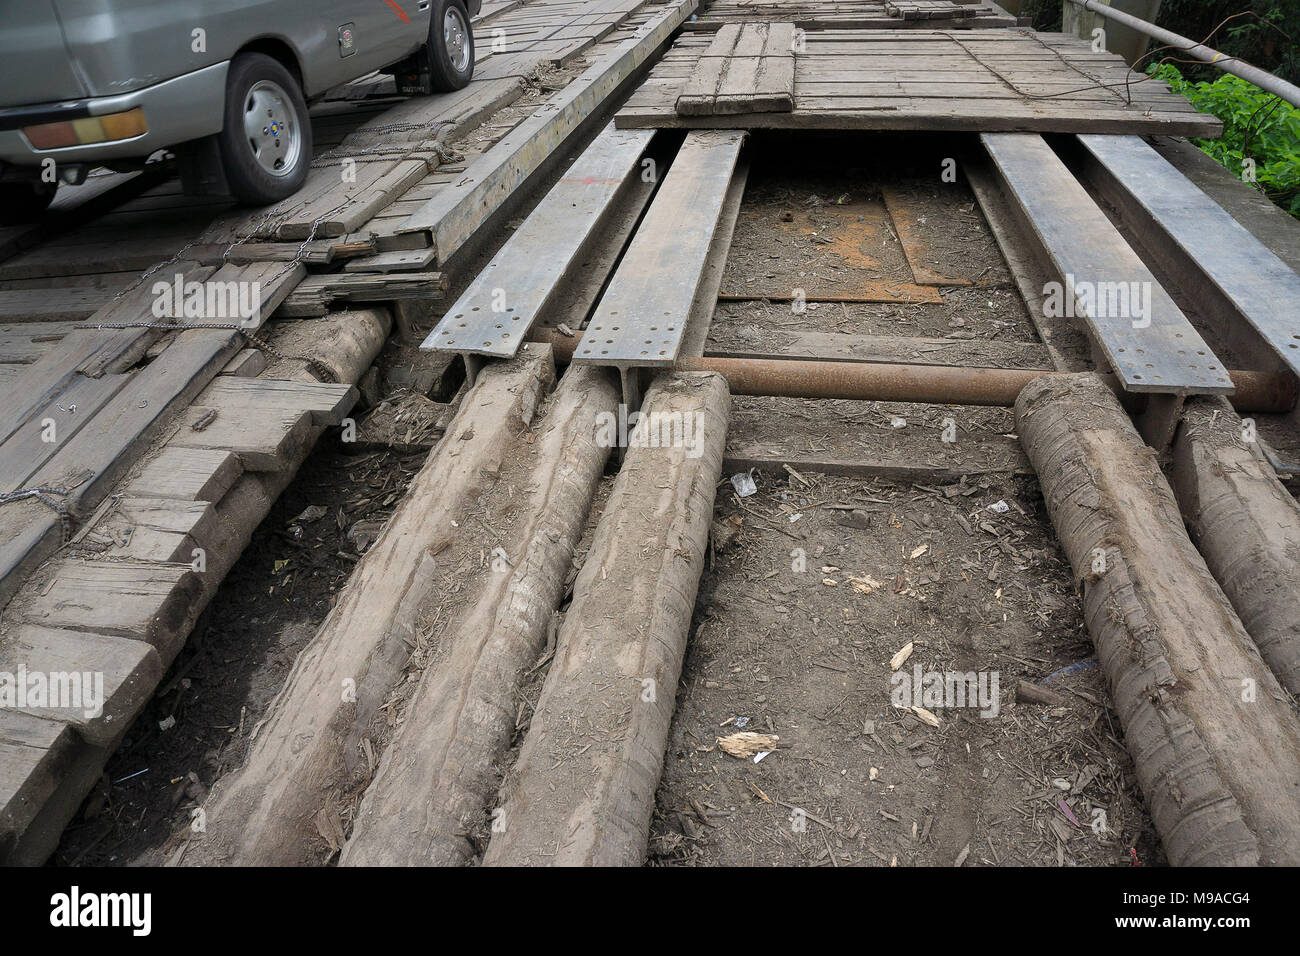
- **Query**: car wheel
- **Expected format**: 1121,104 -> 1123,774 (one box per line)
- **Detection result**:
217,53 -> 312,206
0,180 -> 56,225
428,0 -> 474,92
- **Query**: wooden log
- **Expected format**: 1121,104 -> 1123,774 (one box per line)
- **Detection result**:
260,309 -> 392,385
1169,398 -> 1300,697
182,344 -> 554,865
341,365 -> 620,865
484,371 -> 730,866
1015,372 -> 1300,866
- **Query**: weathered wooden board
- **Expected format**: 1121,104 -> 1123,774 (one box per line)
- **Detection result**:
690,0 -> 1015,29
0,322 -> 249,609
0,710 -> 74,860
17,562 -> 199,653
276,271 -> 446,316
677,23 -> 796,116
0,624 -> 163,745
619,29 -> 1222,135
982,132 -> 1231,395
172,378 -> 356,470
126,447 -> 243,503
886,0 -> 978,20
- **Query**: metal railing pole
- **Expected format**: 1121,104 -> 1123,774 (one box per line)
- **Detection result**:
1063,0 -> 1300,108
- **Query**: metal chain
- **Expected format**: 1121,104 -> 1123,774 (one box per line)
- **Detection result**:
71,319 -> 337,383
0,488 -> 73,543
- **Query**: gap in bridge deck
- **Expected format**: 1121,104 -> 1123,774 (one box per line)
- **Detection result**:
705,131 -> 1048,370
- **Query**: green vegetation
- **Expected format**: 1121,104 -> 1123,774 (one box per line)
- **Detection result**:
1155,0 -> 1298,86
1150,63 -> 1300,217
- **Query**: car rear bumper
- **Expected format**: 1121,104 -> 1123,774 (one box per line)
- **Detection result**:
0,61 -> 229,169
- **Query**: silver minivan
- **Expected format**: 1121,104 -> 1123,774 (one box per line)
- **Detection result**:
0,0 -> 482,219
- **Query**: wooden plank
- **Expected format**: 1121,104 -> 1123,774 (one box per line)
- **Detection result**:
399,0 -> 700,261
191,378 -> 357,427
716,22 -> 795,114
170,379 -> 355,470
1077,133 -> 1300,382
125,447 -> 243,503
17,562 -> 200,652
0,287 -> 120,323
276,271 -> 446,316
620,27 -> 1221,136
0,323 -> 80,364
676,23 -> 742,115
0,166 -> 169,267
0,373 -> 132,493
171,404 -> 312,472
677,23 -> 795,115
573,130 -> 744,370
0,319 -> 251,609
90,498 -> 218,563
981,132 -> 1231,395
220,348 -> 269,377
342,248 -> 437,273
0,624 -> 163,745
424,125 -> 654,358
0,711 -> 72,860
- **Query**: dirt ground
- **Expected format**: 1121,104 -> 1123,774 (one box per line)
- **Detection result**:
51,435 -> 429,866
646,145 -> 1161,867
648,468 -> 1161,867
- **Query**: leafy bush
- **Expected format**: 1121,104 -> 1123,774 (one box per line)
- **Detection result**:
1150,63 -> 1300,216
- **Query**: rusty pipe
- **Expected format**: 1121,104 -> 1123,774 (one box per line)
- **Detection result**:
527,328 -> 1297,414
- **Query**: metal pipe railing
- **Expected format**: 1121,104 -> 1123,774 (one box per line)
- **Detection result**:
1063,0 -> 1300,109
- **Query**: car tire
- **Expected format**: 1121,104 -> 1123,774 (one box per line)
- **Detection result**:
428,0 -> 474,92
0,180 -> 56,225
217,53 -> 312,206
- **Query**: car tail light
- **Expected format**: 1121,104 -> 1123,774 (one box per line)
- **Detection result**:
23,107 -> 147,149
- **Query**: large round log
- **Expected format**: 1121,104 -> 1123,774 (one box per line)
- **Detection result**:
483,371 -> 730,866
1170,398 -> 1300,697
341,365 -> 620,865
182,345 -> 554,865
1015,373 -> 1300,866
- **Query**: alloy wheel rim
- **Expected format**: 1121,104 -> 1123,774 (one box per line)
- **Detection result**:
243,79 -> 301,177
443,7 -> 471,73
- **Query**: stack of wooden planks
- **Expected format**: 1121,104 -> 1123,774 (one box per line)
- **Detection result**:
687,0 -> 1017,30
396,0 -> 698,261
676,22 -> 797,116
0,343 -> 364,862
885,0 -> 979,19
620,28 -> 1223,135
